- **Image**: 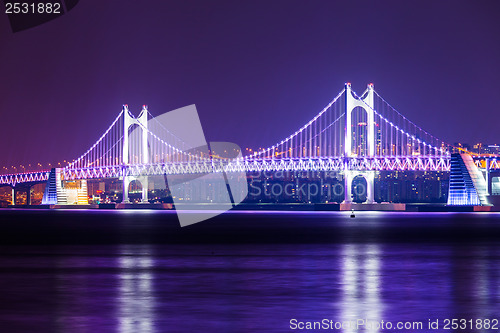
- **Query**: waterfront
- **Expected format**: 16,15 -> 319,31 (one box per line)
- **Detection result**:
0,211 -> 500,332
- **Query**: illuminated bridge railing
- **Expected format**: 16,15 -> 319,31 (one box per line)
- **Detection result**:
474,157 -> 500,170
0,171 -> 50,186
345,156 -> 450,171
231,156 -> 451,172
0,157 -> 452,185
61,161 -> 234,180
59,155 -> 451,181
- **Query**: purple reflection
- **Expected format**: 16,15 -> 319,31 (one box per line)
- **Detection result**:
118,245 -> 155,333
0,212 -> 499,332
341,244 -> 381,333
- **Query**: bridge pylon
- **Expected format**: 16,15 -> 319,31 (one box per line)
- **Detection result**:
122,105 -> 149,203
343,83 -> 376,204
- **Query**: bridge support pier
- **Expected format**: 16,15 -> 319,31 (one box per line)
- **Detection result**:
26,187 -> 31,206
140,176 -> 149,203
122,177 -> 131,203
12,186 -> 31,205
344,170 -> 375,204
486,157 -> 491,195
122,176 -> 149,203
480,157 -> 500,198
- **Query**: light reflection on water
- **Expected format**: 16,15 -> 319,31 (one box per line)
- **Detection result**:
0,242 -> 500,331
0,244 -> 500,333
341,244 -> 381,333
118,245 -> 154,333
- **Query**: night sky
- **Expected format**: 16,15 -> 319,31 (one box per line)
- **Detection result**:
1,1 -> 499,170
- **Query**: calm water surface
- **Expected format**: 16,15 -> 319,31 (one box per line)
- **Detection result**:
0,210 -> 500,332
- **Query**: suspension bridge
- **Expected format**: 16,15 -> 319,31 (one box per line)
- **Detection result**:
1,83 -> 498,206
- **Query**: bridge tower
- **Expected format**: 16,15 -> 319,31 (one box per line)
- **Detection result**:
344,83 -> 376,204
122,105 -> 149,203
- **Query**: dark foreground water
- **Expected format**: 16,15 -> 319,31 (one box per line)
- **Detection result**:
0,210 -> 500,332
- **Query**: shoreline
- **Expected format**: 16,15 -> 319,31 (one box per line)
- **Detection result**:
2,202 -> 498,212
